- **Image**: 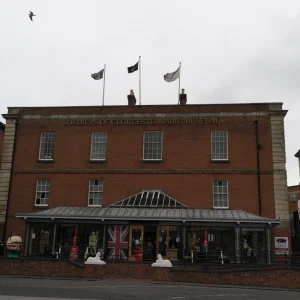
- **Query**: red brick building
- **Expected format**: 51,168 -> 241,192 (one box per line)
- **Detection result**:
0,92 -> 291,263
288,150 -> 300,252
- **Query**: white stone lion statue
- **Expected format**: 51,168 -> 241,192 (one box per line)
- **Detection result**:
151,254 -> 172,268
85,251 -> 106,265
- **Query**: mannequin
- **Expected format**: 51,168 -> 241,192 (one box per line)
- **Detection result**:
189,233 -> 198,251
243,239 -> 252,257
89,231 -> 98,256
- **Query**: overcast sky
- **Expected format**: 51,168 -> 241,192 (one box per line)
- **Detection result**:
1,0 -> 300,186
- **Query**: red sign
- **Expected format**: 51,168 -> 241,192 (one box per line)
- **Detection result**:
274,237 -> 289,255
70,246 -> 78,260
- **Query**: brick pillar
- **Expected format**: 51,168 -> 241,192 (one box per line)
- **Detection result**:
152,267 -> 171,281
0,113 -> 18,240
270,109 -> 291,252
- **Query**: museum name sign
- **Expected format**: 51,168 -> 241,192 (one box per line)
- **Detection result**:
64,117 -> 218,126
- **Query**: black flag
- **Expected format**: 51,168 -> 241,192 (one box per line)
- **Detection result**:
127,62 -> 138,73
91,69 -> 104,80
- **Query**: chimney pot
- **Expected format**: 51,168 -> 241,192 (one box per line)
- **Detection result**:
127,90 -> 136,106
179,88 -> 187,105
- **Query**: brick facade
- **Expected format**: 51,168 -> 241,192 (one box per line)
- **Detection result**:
288,185 -> 300,214
0,102 -> 290,252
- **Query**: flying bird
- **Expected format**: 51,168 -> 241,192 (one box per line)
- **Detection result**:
28,11 -> 36,21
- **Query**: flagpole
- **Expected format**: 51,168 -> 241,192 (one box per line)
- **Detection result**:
178,62 -> 181,105
102,64 -> 106,106
139,56 -> 141,105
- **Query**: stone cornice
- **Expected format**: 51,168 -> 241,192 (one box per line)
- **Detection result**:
18,112 -> 272,120
2,114 -> 19,120
268,110 -> 288,117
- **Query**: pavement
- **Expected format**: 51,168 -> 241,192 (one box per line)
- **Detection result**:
0,276 -> 299,300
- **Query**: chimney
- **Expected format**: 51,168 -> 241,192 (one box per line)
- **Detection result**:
127,90 -> 136,106
295,150 -> 300,184
179,89 -> 187,105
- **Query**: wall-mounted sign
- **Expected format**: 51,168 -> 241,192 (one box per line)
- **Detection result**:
64,117 -> 219,126
274,237 -> 289,255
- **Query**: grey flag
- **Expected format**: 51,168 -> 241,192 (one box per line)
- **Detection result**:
164,66 -> 180,82
91,69 -> 104,80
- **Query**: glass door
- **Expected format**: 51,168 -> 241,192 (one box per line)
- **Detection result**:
156,226 -> 169,259
128,225 -> 144,262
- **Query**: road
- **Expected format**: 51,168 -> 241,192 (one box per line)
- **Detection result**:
0,277 -> 299,300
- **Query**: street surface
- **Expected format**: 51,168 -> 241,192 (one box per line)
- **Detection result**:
0,277 -> 299,300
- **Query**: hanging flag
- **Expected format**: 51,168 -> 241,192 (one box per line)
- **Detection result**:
91,69 -> 104,80
164,66 -> 180,82
127,62 -> 138,73
107,225 -> 129,260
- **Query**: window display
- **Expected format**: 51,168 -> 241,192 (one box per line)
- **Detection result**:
186,226 -> 235,263
241,228 -> 266,263
26,224 -> 54,256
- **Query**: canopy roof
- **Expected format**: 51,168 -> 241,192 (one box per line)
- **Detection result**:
16,190 -> 280,225
16,206 -> 280,224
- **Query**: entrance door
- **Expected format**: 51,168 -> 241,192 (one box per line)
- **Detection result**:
128,225 -> 144,262
156,226 -> 169,258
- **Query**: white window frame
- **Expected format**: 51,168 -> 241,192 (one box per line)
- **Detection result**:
213,180 -> 229,209
90,132 -> 107,161
38,132 -> 56,161
88,179 -> 103,207
143,131 -> 163,161
35,179 -> 50,207
211,131 -> 228,161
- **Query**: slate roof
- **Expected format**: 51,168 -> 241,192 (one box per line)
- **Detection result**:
16,206 -> 280,224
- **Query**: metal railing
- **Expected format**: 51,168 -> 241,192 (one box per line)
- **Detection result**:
1,243 -> 300,270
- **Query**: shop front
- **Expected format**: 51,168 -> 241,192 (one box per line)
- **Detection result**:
15,190 -> 280,264
19,219 -> 276,264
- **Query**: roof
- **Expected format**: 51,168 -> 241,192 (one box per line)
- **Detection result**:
7,102 -> 283,109
16,206 -> 280,224
0,122 -> 5,130
109,190 -> 187,208
295,150 -> 300,158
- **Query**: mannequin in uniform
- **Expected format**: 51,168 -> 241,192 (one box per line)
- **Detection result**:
189,233 -> 198,251
89,231 -> 98,256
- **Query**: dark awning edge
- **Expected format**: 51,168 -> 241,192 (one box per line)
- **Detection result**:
15,206 -> 280,225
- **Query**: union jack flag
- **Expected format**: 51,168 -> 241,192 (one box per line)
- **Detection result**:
107,225 -> 129,260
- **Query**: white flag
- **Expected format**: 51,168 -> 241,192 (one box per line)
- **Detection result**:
164,66 -> 180,82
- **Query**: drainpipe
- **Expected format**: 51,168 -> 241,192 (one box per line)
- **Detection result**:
255,120 -> 262,216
